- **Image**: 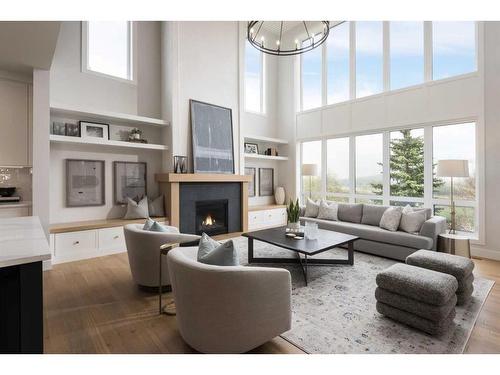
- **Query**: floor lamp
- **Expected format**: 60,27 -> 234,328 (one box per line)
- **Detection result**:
302,163 -> 319,200
436,159 -> 470,234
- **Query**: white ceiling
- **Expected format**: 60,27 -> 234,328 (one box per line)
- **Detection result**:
0,22 -> 61,74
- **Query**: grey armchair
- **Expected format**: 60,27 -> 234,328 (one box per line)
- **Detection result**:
123,224 -> 199,289
167,246 -> 292,353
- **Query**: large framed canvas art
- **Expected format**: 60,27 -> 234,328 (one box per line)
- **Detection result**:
190,99 -> 235,174
66,159 -> 105,207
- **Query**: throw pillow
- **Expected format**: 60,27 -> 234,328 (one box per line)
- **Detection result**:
379,206 -> 403,232
304,198 -> 320,218
399,205 -> 427,233
317,200 -> 338,221
149,221 -> 168,232
148,195 -> 165,217
124,196 -> 149,219
197,233 -> 239,266
143,217 -> 155,230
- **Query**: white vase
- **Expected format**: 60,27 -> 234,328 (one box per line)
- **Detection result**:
287,221 -> 301,232
274,186 -> 285,205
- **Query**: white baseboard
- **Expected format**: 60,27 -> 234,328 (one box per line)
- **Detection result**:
471,246 -> 500,261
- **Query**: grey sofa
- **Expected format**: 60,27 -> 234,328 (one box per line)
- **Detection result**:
300,203 -> 447,261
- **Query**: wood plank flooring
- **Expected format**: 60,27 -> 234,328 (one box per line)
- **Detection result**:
43,251 -> 500,354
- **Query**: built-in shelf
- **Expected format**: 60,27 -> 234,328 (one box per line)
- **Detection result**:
50,103 -> 169,127
244,154 -> 289,161
243,135 -> 289,145
50,135 -> 168,151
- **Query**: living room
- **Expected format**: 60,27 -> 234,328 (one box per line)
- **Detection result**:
0,0 -> 499,372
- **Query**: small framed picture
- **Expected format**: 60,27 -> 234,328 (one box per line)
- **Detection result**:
80,121 -> 110,140
244,143 -> 259,154
52,122 -> 66,136
245,167 -> 256,197
259,168 -> 274,196
65,123 -> 80,137
173,155 -> 188,174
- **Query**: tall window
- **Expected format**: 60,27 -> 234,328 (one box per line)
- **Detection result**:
326,137 -> 350,198
301,38 -> 323,110
327,22 -> 350,104
244,41 -> 265,113
433,22 -> 476,80
301,141 -> 322,201
389,128 -> 424,198
433,123 -> 476,232
390,22 -> 424,90
84,21 -> 133,81
355,133 -> 383,195
356,21 -> 383,98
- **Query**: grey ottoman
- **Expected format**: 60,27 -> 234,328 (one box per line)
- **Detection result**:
406,249 -> 475,305
375,263 -> 458,335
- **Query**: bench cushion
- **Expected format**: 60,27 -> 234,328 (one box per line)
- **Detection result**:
406,249 -> 474,281
376,263 -> 458,306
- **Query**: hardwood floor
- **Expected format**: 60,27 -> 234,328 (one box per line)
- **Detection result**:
43,251 -> 500,354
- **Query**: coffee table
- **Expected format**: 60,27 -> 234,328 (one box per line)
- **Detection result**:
243,226 -> 358,285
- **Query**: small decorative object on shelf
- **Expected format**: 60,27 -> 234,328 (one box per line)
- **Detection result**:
80,121 -> 110,140
286,198 -> 301,233
244,142 -> 259,154
264,148 -> 278,156
173,156 -> 188,174
65,123 -> 80,137
128,128 -> 148,143
52,121 -> 66,136
274,186 -> 285,205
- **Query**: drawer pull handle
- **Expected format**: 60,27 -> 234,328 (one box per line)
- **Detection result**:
114,235 -> 119,239
73,241 -> 80,245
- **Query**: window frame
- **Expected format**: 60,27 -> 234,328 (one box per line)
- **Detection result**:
81,21 -> 136,84
243,41 -> 266,115
300,120 -> 479,239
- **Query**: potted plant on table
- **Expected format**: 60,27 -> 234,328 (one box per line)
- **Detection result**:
286,198 -> 301,232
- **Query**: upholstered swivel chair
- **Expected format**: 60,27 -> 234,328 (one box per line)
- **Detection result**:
123,224 -> 200,289
167,246 -> 292,353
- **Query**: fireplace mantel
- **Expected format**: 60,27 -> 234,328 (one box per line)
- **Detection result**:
155,173 -> 252,183
155,173 -> 250,233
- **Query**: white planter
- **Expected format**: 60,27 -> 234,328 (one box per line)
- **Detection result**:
274,186 -> 285,205
287,221 -> 301,231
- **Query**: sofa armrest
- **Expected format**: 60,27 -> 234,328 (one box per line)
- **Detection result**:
419,216 -> 447,250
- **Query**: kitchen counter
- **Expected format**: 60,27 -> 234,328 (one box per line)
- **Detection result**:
0,216 -> 50,268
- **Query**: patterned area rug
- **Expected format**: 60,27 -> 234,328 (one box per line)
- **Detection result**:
230,236 -> 494,354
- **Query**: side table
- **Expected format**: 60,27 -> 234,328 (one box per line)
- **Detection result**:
158,243 -> 177,315
437,233 -> 471,258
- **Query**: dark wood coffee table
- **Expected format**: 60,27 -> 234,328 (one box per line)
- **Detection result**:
242,226 -> 358,285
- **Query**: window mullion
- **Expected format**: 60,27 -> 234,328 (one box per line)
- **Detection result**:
349,136 -> 356,203
382,132 -> 390,205
424,126 -> 434,210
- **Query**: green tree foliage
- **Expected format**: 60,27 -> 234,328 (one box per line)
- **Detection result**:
371,130 -> 444,196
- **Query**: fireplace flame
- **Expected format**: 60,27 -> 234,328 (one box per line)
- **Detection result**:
203,214 -> 215,226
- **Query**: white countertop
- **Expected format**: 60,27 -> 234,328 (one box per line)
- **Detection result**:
0,216 -> 50,268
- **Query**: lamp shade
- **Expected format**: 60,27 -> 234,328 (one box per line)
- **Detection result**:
436,160 -> 470,178
302,163 -> 319,177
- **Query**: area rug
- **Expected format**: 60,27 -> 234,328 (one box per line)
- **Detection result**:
230,236 -> 494,354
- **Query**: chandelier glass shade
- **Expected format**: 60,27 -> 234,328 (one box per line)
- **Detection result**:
247,21 -> 330,56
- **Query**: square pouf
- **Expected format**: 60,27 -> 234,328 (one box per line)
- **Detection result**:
406,249 -> 475,305
375,263 -> 458,335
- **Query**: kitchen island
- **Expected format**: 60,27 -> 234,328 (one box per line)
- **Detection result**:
0,216 -> 50,353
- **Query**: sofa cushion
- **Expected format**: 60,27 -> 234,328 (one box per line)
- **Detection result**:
380,206 -> 403,231
304,198 -> 320,218
301,217 -> 433,249
361,204 -> 390,226
337,203 -> 363,223
317,200 -> 338,221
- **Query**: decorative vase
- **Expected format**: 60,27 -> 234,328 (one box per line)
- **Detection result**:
287,221 -> 301,232
275,186 -> 285,205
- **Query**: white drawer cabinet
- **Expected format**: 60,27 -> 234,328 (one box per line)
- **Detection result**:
98,227 -> 126,254
248,207 -> 287,231
0,207 -> 30,218
54,230 -> 98,262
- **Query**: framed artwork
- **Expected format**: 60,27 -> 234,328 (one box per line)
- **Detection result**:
66,159 -> 105,207
259,168 -> 274,197
80,121 -> 110,140
245,167 -> 256,197
113,161 -> 147,204
174,155 -> 188,173
244,143 -> 259,154
65,123 -> 80,137
190,99 -> 234,174
52,122 -> 66,136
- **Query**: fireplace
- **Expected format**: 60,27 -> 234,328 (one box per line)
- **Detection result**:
195,199 -> 228,236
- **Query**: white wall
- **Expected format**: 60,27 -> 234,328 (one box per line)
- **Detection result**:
50,21 -> 161,117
